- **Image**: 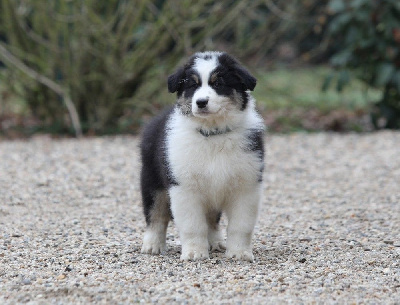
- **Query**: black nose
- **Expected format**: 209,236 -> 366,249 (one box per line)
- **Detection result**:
196,98 -> 209,109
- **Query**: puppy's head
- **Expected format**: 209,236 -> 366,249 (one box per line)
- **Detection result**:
168,52 -> 256,118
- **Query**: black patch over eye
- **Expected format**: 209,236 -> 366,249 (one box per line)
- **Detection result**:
182,73 -> 201,99
214,77 -> 223,88
186,79 -> 198,89
184,73 -> 201,89
210,73 -> 223,88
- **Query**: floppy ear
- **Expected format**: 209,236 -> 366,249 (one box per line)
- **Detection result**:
234,65 -> 257,91
218,53 -> 257,91
167,67 -> 185,93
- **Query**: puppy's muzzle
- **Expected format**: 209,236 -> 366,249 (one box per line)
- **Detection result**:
196,98 -> 209,109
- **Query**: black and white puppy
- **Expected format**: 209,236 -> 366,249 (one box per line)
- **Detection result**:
140,51 -> 264,262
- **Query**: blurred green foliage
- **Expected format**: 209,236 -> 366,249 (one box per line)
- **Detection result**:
254,67 -> 381,132
325,0 -> 400,129
3,0 -> 399,134
256,67 -> 381,111
0,0 -> 328,135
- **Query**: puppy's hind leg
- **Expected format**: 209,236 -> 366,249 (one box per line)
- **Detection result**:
207,211 -> 226,252
141,190 -> 171,255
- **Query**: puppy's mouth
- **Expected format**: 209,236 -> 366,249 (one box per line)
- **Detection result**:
194,109 -> 211,116
193,107 -> 221,118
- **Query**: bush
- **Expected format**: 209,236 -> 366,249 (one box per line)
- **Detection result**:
0,0 -> 329,135
325,0 -> 400,129
1,0 -> 186,135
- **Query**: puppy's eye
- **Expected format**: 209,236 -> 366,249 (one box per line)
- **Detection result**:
187,81 -> 198,88
186,75 -> 199,89
212,77 -> 223,88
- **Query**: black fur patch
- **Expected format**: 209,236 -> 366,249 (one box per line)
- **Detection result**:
167,55 -> 198,95
245,128 -> 265,182
167,67 -> 185,94
217,53 -> 257,91
183,70 -> 201,99
246,128 -> 264,156
140,106 -> 177,224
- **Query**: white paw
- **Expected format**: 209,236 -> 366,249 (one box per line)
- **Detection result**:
141,230 -> 166,254
225,249 -> 254,262
141,240 -> 165,255
209,240 -> 226,252
180,246 -> 209,261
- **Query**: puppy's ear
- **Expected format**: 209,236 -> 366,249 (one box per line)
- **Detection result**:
234,65 -> 257,91
167,67 -> 185,93
218,53 -> 257,91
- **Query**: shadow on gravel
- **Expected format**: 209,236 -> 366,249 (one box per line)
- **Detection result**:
134,245 -> 294,265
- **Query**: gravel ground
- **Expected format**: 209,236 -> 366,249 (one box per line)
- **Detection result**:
0,131 -> 399,304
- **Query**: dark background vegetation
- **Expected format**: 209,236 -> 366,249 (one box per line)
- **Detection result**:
0,0 -> 399,137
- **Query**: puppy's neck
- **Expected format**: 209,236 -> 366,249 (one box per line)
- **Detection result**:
197,126 -> 233,137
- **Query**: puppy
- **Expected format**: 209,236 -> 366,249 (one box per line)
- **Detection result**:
140,51 -> 264,261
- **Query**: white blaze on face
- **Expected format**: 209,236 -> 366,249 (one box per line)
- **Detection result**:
194,56 -> 218,85
191,55 -> 224,116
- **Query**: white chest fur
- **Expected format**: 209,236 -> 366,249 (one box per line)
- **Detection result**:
166,108 -> 263,208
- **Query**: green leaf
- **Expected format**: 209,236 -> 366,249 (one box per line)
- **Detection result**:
388,0 -> 400,11
375,63 -> 395,87
330,50 -> 352,67
328,0 -> 346,13
349,0 -> 368,9
345,26 -> 359,45
328,12 -> 352,34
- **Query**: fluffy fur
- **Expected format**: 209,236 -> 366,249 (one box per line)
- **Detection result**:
140,51 -> 265,261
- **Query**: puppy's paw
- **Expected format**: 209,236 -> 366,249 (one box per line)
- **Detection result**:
180,246 -> 209,261
141,230 -> 166,255
141,240 -> 166,255
208,229 -> 226,252
141,242 -> 165,255
225,249 -> 254,262
209,240 -> 226,252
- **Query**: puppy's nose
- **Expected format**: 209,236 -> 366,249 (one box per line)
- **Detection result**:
196,98 -> 209,109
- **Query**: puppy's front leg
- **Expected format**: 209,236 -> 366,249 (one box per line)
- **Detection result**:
169,187 -> 209,261
225,186 -> 261,262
